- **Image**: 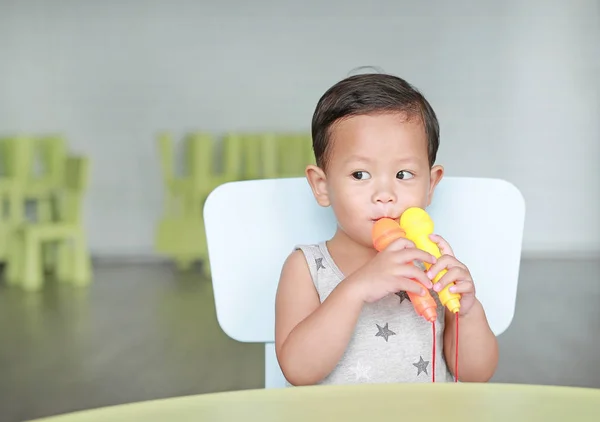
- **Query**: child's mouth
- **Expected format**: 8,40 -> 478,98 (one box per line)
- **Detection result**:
372,216 -> 399,223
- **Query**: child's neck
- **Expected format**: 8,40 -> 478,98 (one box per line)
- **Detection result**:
326,228 -> 377,278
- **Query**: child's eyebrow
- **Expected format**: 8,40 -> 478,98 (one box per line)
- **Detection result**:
344,154 -> 372,163
344,154 -> 420,165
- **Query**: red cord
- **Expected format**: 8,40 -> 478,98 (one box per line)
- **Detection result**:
455,312 -> 459,383
432,321 -> 436,383
431,314 -> 459,383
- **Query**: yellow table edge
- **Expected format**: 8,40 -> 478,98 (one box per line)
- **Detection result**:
27,383 -> 600,421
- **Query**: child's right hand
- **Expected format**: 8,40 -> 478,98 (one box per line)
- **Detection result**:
348,238 -> 436,303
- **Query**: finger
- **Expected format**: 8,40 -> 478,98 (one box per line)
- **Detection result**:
433,267 -> 468,292
396,266 -> 433,290
426,254 -> 466,280
449,280 -> 475,295
429,234 -> 455,257
393,277 -> 428,296
395,248 -> 437,266
386,237 -> 416,250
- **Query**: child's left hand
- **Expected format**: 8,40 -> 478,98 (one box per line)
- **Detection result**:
426,234 -> 477,316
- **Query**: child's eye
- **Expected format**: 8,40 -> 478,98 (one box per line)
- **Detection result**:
352,171 -> 371,180
396,171 -> 414,180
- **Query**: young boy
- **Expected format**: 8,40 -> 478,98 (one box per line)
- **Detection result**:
274,73 -> 498,386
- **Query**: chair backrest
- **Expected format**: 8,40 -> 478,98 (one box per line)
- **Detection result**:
0,136 -> 32,182
60,156 -> 90,224
204,177 -> 526,388
36,136 -> 67,188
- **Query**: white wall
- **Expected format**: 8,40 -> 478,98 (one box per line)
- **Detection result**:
0,0 -> 598,257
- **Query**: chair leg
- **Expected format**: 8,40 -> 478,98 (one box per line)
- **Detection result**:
55,239 -> 71,282
38,199 -> 56,273
175,257 -> 195,271
71,232 -> 91,286
22,232 -> 43,291
6,230 -> 23,286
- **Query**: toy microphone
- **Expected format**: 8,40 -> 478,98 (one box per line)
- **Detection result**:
372,218 -> 438,323
399,207 -> 461,314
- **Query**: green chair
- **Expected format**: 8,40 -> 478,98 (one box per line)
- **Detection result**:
6,156 -> 92,291
221,133 -> 275,180
221,132 -> 314,180
154,133 -> 213,272
154,131 -> 313,275
25,136 -> 67,222
0,137 -> 29,262
27,136 -> 68,271
274,133 -> 314,178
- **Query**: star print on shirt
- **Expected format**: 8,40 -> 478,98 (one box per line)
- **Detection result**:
315,258 -> 325,270
375,323 -> 396,342
413,356 -> 430,376
350,361 -> 371,382
396,291 -> 411,304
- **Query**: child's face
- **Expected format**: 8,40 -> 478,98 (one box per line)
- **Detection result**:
307,112 -> 444,249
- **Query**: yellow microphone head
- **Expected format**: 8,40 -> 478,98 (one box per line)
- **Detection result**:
399,207 -> 434,236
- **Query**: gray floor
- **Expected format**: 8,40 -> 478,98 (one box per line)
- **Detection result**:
1,257 -> 599,421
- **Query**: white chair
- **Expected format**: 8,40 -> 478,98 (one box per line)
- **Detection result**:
203,176 -> 526,388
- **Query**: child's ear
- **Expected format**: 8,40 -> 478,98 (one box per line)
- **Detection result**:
426,164 -> 444,206
305,164 -> 330,207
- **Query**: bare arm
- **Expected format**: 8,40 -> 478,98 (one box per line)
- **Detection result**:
274,250 -> 364,386
443,298 -> 498,382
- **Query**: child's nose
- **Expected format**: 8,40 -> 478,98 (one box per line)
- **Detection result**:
373,187 -> 396,204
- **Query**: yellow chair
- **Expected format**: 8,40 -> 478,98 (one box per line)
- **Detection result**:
6,156 -> 92,291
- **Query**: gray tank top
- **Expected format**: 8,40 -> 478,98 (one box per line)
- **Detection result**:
295,242 -> 454,384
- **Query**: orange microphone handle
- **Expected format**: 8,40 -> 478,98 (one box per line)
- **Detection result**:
372,218 -> 438,323
405,286 -> 438,323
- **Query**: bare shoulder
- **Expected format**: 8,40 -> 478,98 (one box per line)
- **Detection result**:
274,249 -> 320,350
279,249 -> 312,282
276,248 -> 318,305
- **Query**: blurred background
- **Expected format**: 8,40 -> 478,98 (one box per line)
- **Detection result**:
0,1 -> 598,421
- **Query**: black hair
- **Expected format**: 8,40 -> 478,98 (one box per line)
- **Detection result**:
311,73 -> 440,170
